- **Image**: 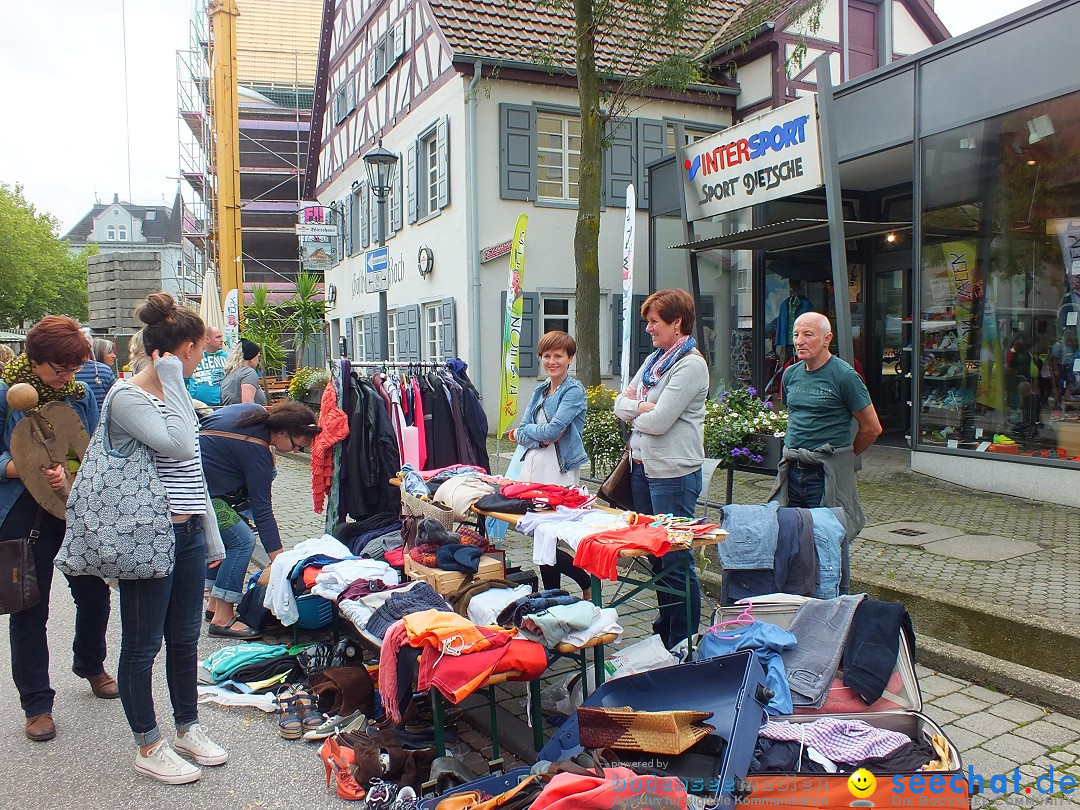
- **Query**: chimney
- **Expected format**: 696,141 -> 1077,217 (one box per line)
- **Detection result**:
113,193 -> 120,204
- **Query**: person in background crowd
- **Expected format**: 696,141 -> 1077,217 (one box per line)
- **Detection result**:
0,316 -> 115,743
199,401 -> 320,638
188,326 -> 228,406
128,329 -> 150,374
92,292 -> 228,784
508,331 -> 592,599
75,338 -> 118,416
768,312 -> 882,594
0,345 -> 14,374
220,338 -> 265,406
615,289 -> 708,651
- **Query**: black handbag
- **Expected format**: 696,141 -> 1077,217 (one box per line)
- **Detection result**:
598,445 -> 635,511
0,508 -> 42,615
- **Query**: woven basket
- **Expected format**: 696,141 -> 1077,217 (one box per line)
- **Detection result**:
576,705 -> 715,756
400,490 -> 454,530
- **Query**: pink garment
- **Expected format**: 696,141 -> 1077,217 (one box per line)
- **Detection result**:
416,464 -> 486,480
411,377 -> 427,470
379,619 -> 410,722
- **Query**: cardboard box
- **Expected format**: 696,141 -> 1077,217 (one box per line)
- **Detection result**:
404,553 -> 505,595
1055,421 -> 1080,456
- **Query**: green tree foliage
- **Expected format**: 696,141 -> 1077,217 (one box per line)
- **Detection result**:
0,183 -> 91,328
287,271 -> 326,364
241,285 -> 287,376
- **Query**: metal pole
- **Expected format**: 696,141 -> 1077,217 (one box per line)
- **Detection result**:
377,195 -> 389,361
815,55 -> 854,365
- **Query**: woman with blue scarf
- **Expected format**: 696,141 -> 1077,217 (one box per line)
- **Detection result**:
614,289 -> 708,651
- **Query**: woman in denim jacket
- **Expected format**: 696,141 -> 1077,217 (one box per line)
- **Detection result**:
508,331 -> 591,597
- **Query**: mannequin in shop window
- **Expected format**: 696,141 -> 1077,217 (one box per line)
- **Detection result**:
773,282 -> 812,363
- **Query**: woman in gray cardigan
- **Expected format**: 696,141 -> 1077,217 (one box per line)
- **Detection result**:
614,288 -> 708,651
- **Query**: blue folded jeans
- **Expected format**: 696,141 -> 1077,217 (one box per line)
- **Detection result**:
781,594 -> 865,706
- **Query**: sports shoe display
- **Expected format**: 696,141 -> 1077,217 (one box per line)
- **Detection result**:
174,723 -> 229,766
134,741 -> 202,784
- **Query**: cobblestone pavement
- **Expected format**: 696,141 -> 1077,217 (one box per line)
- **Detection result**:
266,453 -> 1080,809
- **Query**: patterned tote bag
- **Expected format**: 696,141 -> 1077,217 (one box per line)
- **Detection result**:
56,382 -> 175,580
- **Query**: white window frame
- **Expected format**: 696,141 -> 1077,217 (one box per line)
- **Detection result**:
536,112 -> 580,203
353,316 -> 366,360
424,302 -> 444,360
419,129 -> 438,219
105,225 -> 116,241
117,224 -> 128,241
386,310 -> 398,361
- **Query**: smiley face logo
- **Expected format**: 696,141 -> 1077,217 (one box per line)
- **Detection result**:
848,768 -> 877,799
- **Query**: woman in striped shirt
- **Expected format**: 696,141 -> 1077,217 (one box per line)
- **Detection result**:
104,293 -> 228,785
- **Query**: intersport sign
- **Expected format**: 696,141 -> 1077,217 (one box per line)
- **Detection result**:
681,95 -> 823,221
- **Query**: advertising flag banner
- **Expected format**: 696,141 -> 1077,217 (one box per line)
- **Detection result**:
681,95 -> 822,221
223,288 -> 240,347
977,296 -> 1006,414
498,214 -> 528,437
621,184 -> 636,390
941,240 -> 978,354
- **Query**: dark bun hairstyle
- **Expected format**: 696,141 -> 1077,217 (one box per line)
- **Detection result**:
234,400 -> 321,438
135,292 -> 205,356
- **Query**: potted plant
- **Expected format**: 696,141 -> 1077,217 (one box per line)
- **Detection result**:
289,366 -> 330,406
704,385 -> 787,471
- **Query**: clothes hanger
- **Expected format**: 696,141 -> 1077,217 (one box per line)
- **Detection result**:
706,602 -> 755,635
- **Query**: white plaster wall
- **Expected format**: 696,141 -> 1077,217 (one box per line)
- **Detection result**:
91,204 -> 147,243
911,451 -> 1080,508
893,2 -> 933,56
736,55 -> 774,110
786,0 -> 841,43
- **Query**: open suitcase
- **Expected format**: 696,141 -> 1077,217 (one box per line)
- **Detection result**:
538,649 -> 771,808
713,598 -> 971,809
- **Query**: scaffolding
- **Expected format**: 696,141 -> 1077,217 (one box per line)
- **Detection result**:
176,0 -> 320,306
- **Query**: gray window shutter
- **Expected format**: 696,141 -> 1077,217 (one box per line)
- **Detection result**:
391,156 -> 403,232
344,318 -> 353,358
394,20 -> 406,59
635,118 -> 668,208
499,103 -> 535,201
405,142 -> 417,224
347,78 -> 357,112
344,194 -> 354,256
611,293 -> 623,377
368,52 -> 377,88
364,314 -> 378,361
368,186 -> 380,243
440,298 -> 456,359
632,294 -> 653,371
436,116 -> 450,210
604,119 -> 635,207
396,303 -> 420,361
360,183 -> 370,248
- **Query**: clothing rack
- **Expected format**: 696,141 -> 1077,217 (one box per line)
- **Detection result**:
348,361 -> 449,375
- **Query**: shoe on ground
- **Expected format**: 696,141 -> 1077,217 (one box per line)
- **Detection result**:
302,709 -> 367,741
75,669 -> 120,699
207,617 -> 262,640
135,741 -> 202,784
174,723 -> 228,765
25,713 -> 56,742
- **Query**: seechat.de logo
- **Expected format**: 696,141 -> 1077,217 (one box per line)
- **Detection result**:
684,154 -> 702,181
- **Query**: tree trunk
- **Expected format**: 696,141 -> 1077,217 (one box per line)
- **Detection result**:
573,0 -> 602,387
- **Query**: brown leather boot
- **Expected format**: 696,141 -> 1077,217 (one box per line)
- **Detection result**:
26,713 -> 56,742
79,671 -> 120,699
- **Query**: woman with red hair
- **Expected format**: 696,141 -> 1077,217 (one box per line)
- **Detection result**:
0,316 -> 115,743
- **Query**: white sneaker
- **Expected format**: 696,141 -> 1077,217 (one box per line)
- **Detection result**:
174,723 -> 229,766
135,741 -> 202,784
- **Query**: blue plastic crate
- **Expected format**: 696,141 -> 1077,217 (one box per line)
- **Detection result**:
418,767 -> 532,810
295,593 -> 334,630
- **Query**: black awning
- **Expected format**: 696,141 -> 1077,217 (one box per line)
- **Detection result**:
673,218 -> 912,253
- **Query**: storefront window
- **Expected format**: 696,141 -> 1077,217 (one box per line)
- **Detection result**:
918,90 -> 1080,463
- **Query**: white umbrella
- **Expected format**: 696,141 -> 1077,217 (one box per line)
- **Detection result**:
199,269 -> 226,336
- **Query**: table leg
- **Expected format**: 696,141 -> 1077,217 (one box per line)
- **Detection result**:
431,688 -> 446,757
487,685 -> 501,760
530,679 -> 544,752
684,553 -> 694,659
590,574 -> 607,687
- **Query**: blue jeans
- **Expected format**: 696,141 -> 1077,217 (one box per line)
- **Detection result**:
785,465 -> 850,593
206,517 -> 255,603
2,492 -> 112,717
629,464 -> 703,650
117,516 -> 206,746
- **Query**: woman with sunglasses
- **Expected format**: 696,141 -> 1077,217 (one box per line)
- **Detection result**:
0,316 -> 115,742
198,400 -> 321,638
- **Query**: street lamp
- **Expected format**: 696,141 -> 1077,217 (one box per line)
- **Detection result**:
363,140 -> 399,362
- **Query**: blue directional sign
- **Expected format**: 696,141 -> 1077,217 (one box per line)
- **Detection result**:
363,246 -> 390,293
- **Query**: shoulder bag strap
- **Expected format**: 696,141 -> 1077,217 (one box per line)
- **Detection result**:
200,430 -> 271,449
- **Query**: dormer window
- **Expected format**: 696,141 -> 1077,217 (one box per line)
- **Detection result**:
145,210 -> 157,221
106,225 -> 116,240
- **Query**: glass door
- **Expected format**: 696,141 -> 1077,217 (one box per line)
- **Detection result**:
870,261 -> 911,435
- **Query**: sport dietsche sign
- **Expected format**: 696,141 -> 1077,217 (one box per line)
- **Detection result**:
681,95 -> 822,221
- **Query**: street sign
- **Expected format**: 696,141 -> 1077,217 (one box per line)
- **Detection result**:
363,246 -> 390,293
295,223 -> 338,236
